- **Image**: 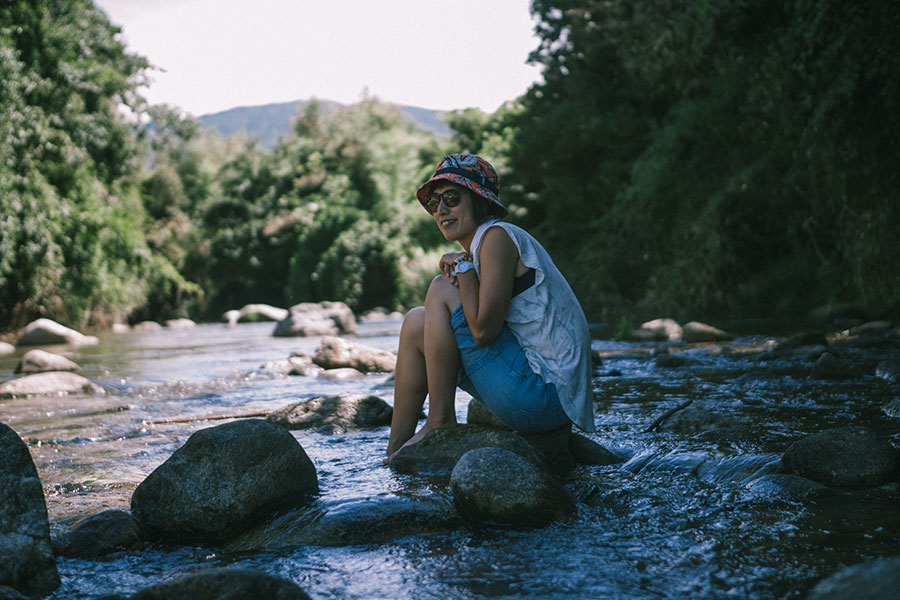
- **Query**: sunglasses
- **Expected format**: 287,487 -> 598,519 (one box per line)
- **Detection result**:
424,188 -> 463,214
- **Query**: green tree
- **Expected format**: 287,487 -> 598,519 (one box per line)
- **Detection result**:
508,0 -> 900,322
0,0 -> 172,329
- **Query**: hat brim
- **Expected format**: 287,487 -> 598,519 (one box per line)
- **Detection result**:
416,174 -> 507,217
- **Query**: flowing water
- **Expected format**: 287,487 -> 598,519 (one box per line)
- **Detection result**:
2,319 -> 899,599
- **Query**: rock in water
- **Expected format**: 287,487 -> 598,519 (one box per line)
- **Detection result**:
16,318 -> 98,346
781,425 -> 900,487
131,419 -> 318,544
312,336 -> 396,372
127,568 -> 311,600
0,371 -> 105,398
0,423 -> 60,597
267,394 -> 392,433
273,301 -> 356,337
14,348 -> 80,374
54,509 -> 142,558
450,447 -> 575,526
389,424 -> 546,477
681,321 -> 732,342
808,557 -> 900,600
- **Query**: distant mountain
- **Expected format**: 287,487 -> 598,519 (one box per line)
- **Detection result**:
197,99 -> 451,147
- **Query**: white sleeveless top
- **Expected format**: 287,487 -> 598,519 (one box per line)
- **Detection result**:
470,220 -> 595,432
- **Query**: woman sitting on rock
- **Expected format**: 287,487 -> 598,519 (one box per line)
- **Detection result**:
385,153 -> 595,464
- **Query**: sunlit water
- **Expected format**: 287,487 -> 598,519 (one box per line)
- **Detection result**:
2,320 -> 899,599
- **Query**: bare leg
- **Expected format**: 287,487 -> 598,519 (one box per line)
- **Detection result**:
386,307 -> 427,456
385,275 -> 461,463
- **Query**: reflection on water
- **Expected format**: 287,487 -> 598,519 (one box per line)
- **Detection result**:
1,320 -> 899,599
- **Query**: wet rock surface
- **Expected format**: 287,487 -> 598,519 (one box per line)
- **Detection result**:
14,349 -> 80,374
0,423 -> 60,598
16,318 -> 98,347
229,493 -> 460,551
389,424 -> 548,477
267,394 -> 393,433
312,336 -> 396,372
131,419 -> 319,544
450,447 -> 575,526
273,301 -> 356,337
0,371 -> 105,398
53,509 -> 142,558
781,425 -> 900,487
807,557 -> 900,600
126,568 -> 311,600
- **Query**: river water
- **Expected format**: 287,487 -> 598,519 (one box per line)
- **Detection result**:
2,319 -> 899,599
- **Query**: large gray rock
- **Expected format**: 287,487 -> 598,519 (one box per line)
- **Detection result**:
681,321 -> 732,342
259,354 -> 322,377
312,336 -> 396,372
569,433 -> 623,466
466,396 -> 511,430
389,424 -> 546,477
0,423 -> 60,597
267,394 -> 393,433
465,397 -> 618,470
810,352 -> 855,380
450,447 -> 575,526
807,557 -> 900,600
272,312 -> 340,337
0,372 -> 105,399
744,474 -> 830,501
0,585 -> 28,599
127,568 -> 311,600
782,426 -> 900,487
273,301 -> 356,337
131,419 -> 318,544
655,405 -> 733,435
0,342 -> 13,356
228,493 -> 460,551
16,318 -> 98,347
316,367 -> 365,381
54,509 -> 142,558
235,303 -> 289,323
164,318 -> 196,330
630,318 -> 682,341
14,348 -> 80,374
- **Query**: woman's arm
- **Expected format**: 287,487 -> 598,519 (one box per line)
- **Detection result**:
457,227 -> 519,345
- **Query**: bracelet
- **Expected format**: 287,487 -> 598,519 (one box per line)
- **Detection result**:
453,253 -> 472,267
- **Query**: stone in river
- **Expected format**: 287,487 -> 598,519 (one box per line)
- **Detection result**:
267,393 -> 393,434
14,348 -> 80,374
450,447 -> 575,526
126,568 -> 311,600
0,423 -> 60,597
781,425 -> 900,488
0,371 -> 105,398
131,419 -> 318,544
53,509 -> 142,558
16,318 -> 98,346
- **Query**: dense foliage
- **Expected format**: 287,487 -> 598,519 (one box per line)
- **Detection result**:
0,0 -> 161,329
505,0 -> 900,322
1,0 -> 897,333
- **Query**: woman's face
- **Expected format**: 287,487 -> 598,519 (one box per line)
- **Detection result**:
431,182 -> 479,247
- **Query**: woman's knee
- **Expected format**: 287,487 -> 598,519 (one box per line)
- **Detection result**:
399,306 -> 425,343
425,274 -> 460,308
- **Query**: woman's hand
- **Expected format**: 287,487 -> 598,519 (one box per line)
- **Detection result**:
439,251 -> 472,286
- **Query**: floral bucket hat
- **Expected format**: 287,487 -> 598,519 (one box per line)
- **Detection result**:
416,153 -> 506,217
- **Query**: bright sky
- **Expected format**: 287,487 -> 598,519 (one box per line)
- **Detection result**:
95,0 -> 544,117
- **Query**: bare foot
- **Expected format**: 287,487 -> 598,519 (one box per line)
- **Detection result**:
382,423 -> 436,466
